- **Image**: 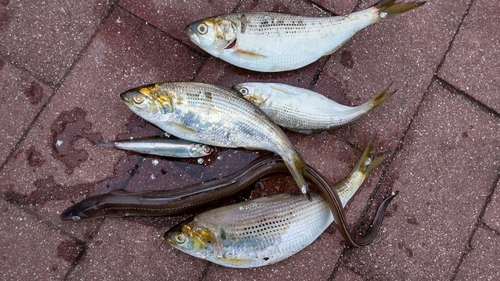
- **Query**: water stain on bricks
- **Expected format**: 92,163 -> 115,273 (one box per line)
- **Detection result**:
117,113 -> 164,140
26,146 -> 45,167
407,216 -> 419,226
90,155 -> 142,195
24,81 -> 44,105
0,0 -> 9,6
4,161 -> 138,205
57,240 -> 83,263
340,50 -> 355,69
397,242 -> 414,258
50,107 -> 102,174
4,176 -> 93,205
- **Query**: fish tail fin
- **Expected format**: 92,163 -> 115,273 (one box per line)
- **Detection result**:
374,0 -> 426,21
98,141 -> 117,148
284,153 -> 310,199
351,137 -> 375,175
365,149 -> 390,176
335,137 -> 389,204
359,82 -> 398,114
353,137 -> 390,177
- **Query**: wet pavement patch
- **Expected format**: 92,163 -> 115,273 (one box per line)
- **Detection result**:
57,239 -> 84,263
24,81 -> 44,105
116,113 -> 164,140
26,145 -> 45,167
4,176 -> 93,206
50,107 -> 102,174
340,50 -> 355,69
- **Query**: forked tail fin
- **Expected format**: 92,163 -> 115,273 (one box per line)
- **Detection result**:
375,0 -> 426,21
367,82 -> 397,109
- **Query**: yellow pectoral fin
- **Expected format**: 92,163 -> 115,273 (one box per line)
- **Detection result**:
235,49 -> 267,59
170,123 -> 198,134
218,256 -> 253,264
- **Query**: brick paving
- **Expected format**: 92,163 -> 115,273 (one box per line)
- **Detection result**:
0,0 -> 499,280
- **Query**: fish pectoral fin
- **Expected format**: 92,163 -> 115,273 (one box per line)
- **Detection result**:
170,123 -> 199,134
234,49 -> 267,59
218,256 -> 253,264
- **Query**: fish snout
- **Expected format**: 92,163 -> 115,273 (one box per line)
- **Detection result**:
164,231 -> 174,245
185,24 -> 196,35
185,24 -> 201,45
120,91 -> 129,102
120,91 -> 136,104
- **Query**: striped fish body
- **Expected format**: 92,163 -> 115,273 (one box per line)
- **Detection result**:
233,82 -> 395,134
187,12 -> 375,72
120,82 -> 309,195
166,193 -> 333,268
185,1 -> 425,72
165,139 -> 390,268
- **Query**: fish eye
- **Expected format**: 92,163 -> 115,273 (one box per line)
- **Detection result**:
197,23 -> 208,35
239,87 -> 249,95
175,232 -> 186,244
203,146 -> 213,154
133,94 -> 144,104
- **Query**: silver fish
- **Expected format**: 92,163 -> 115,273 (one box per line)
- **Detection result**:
233,82 -> 397,134
185,0 -> 425,72
120,82 -> 310,197
99,138 -> 214,158
165,141 -> 393,268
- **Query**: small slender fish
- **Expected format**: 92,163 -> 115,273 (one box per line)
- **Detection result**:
99,138 -> 214,158
165,142 -> 396,268
185,0 -> 425,72
120,82 -> 310,197
233,82 -> 397,134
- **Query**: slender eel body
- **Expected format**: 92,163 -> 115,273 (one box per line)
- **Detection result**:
99,138 -> 214,158
61,140 -> 391,248
233,82 -> 396,134
165,144 -> 396,268
185,0 -> 425,72
120,82 -> 309,197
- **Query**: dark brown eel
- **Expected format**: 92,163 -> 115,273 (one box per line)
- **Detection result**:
61,155 -> 397,247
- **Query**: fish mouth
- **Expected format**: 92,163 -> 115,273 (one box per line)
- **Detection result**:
184,24 -> 195,35
184,25 -> 200,44
164,231 -> 174,245
120,92 -> 133,104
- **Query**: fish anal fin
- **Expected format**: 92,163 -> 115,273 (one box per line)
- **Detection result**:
285,127 -> 314,135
